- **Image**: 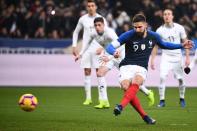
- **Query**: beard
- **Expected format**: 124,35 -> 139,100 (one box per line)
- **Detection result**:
136,30 -> 145,37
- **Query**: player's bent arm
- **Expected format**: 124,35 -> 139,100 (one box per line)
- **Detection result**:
106,44 -> 116,55
105,40 -> 121,55
106,30 -> 135,55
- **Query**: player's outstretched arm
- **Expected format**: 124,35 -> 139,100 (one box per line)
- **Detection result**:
154,32 -> 193,49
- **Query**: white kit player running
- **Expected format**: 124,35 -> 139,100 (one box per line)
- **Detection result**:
76,17 -> 155,107
72,0 -> 108,107
151,9 -> 190,107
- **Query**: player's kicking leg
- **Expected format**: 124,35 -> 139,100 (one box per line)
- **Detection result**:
113,83 -> 156,124
113,104 -> 155,124
113,67 -> 156,124
140,85 -> 155,106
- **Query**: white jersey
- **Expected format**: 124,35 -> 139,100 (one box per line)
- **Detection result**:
72,13 -> 107,53
157,23 -> 186,79
156,23 -> 187,57
91,27 -> 118,48
80,27 -> 118,55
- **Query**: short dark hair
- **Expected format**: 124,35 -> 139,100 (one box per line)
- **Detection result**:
87,0 -> 96,3
132,14 -> 146,23
163,8 -> 174,15
94,17 -> 104,24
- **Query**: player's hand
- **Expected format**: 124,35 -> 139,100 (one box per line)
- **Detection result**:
182,40 -> 194,49
99,55 -> 108,66
72,47 -> 79,56
101,55 -> 110,62
113,50 -> 120,58
74,54 -> 81,62
96,47 -> 104,55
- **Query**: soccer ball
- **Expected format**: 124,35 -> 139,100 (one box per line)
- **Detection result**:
18,94 -> 38,112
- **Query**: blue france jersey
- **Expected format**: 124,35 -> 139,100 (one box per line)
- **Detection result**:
118,30 -> 181,69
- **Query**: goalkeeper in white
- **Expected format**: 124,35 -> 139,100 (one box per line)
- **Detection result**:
76,17 -> 155,108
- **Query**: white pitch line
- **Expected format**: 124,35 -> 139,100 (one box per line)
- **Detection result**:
170,123 -> 188,126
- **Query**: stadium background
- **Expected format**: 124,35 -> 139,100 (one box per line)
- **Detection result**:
0,0 -> 197,87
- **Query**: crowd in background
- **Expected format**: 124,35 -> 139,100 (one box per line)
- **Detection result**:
0,0 -> 196,39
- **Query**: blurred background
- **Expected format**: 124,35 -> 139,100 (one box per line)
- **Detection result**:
0,0 -> 196,87
0,0 -> 196,39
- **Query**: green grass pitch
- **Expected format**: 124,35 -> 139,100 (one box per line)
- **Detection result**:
0,87 -> 197,131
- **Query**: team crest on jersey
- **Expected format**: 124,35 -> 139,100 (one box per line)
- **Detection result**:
141,44 -> 146,50
149,40 -> 153,48
149,40 -> 153,46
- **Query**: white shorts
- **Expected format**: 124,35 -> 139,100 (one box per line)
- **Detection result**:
80,51 -> 100,68
160,54 -> 184,79
80,41 -> 102,68
119,65 -> 147,82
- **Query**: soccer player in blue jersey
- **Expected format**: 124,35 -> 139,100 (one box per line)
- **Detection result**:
106,14 -> 193,124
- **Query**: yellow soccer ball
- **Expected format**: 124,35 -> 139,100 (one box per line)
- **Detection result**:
18,94 -> 38,112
